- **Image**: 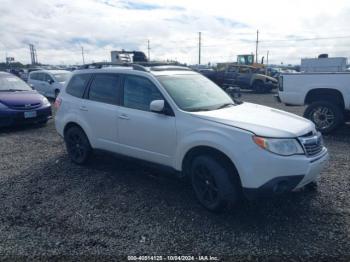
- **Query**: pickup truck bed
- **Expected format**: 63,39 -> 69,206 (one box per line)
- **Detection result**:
278,72 -> 350,133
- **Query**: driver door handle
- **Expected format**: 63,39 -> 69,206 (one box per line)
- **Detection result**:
79,106 -> 88,111
119,114 -> 129,120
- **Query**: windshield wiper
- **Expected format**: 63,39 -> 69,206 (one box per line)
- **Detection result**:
187,107 -> 212,112
0,89 -> 28,92
216,103 -> 235,110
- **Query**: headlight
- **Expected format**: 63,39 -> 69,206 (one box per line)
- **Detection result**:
0,102 -> 8,109
253,136 -> 304,156
41,97 -> 50,105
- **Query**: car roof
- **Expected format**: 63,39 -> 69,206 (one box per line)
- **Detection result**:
29,69 -> 70,74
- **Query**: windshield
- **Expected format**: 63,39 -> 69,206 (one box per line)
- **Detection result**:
157,74 -> 234,112
53,73 -> 70,82
0,75 -> 32,91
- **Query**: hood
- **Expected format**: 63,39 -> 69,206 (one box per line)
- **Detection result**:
0,90 -> 43,107
190,102 -> 314,138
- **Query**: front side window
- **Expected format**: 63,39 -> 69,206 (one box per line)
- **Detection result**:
157,74 -> 234,112
44,74 -> 53,82
66,74 -> 91,98
88,74 -> 120,105
123,75 -> 162,111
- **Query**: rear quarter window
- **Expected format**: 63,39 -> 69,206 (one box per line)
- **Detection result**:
66,74 -> 91,98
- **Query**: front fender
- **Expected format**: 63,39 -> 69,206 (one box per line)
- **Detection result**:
174,127 -> 254,180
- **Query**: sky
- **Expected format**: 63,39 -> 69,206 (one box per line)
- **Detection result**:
1,0 -> 350,65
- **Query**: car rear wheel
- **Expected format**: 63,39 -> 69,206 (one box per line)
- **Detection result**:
190,155 -> 239,212
64,126 -> 92,165
304,101 -> 344,134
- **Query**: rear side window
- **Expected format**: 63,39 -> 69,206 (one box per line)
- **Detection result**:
123,75 -> 162,111
66,74 -> 91,98
88,74 -> 120,105
30,72 -> 41,81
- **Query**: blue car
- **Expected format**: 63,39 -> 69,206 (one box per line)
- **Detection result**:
0,72 -> 52,127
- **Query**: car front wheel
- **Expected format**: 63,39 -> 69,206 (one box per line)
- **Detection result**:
190,155 -> 239,212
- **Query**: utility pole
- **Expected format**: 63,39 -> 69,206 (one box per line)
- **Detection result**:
147,40 -> 151,61
198,32 -> 201,65
255,30 -> 259,64
81,46 -> 85,65
29,44 -> 37,65
266,50 -> 269,66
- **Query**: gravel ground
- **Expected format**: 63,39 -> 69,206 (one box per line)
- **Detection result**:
0,91 -> 349,261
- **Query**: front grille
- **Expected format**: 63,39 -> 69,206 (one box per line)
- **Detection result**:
10,103 -> 41,110
299,132 -> 323,157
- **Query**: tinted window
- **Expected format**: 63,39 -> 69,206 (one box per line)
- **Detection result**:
30,72 -> 39,80
88,74 -> 120,104
43,73 -> 53,82
35,73 -> 45,81
123,75 -> 162,111
66,74 -> 91,98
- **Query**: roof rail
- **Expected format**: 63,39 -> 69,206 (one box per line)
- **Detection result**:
78,62 -> 190,72
78,62 -> 150,72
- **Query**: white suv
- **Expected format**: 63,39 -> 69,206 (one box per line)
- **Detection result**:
55,64 -> 329,211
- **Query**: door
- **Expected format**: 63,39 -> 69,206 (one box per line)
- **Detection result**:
43,73 -> 56,98
83,73 -> 121,151
223,65 -> 238,88
236,67 -> 252,88
118,75 -> 177,166
29,72 -> 44,94
37,73 -> 51,97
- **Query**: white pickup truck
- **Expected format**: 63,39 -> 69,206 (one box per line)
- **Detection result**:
277,72 -> 350,133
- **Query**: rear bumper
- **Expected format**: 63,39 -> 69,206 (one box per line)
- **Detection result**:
0,106 -> 52,127
274,94 -> 282,103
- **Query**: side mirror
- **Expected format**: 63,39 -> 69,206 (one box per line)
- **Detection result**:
47,79 -> 54,85
29,83 -> 35,90
150,100 -> 165,113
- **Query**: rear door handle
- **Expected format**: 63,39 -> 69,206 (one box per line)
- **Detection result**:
79,106 -> 88,111
119,114 -> 129,120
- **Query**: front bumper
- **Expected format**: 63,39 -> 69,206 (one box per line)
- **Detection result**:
0,105 -> 52,127
242,148 -> 329,200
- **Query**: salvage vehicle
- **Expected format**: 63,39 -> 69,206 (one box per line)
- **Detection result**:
55,64 -> 328,212
0,72 -> 52,127
215,64 -> 278,93
28,70 -> 71,98
277,72 -> 350,133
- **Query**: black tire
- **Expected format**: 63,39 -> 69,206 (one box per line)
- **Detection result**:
252,81 -> 269,93
304,101 -> 344,134
64,126 -> 92,165
38,119 -> 48,126
305,181 -> 318,192
190,155 -> 239,212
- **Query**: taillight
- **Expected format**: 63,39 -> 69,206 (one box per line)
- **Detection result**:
54,97 -> 62,109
